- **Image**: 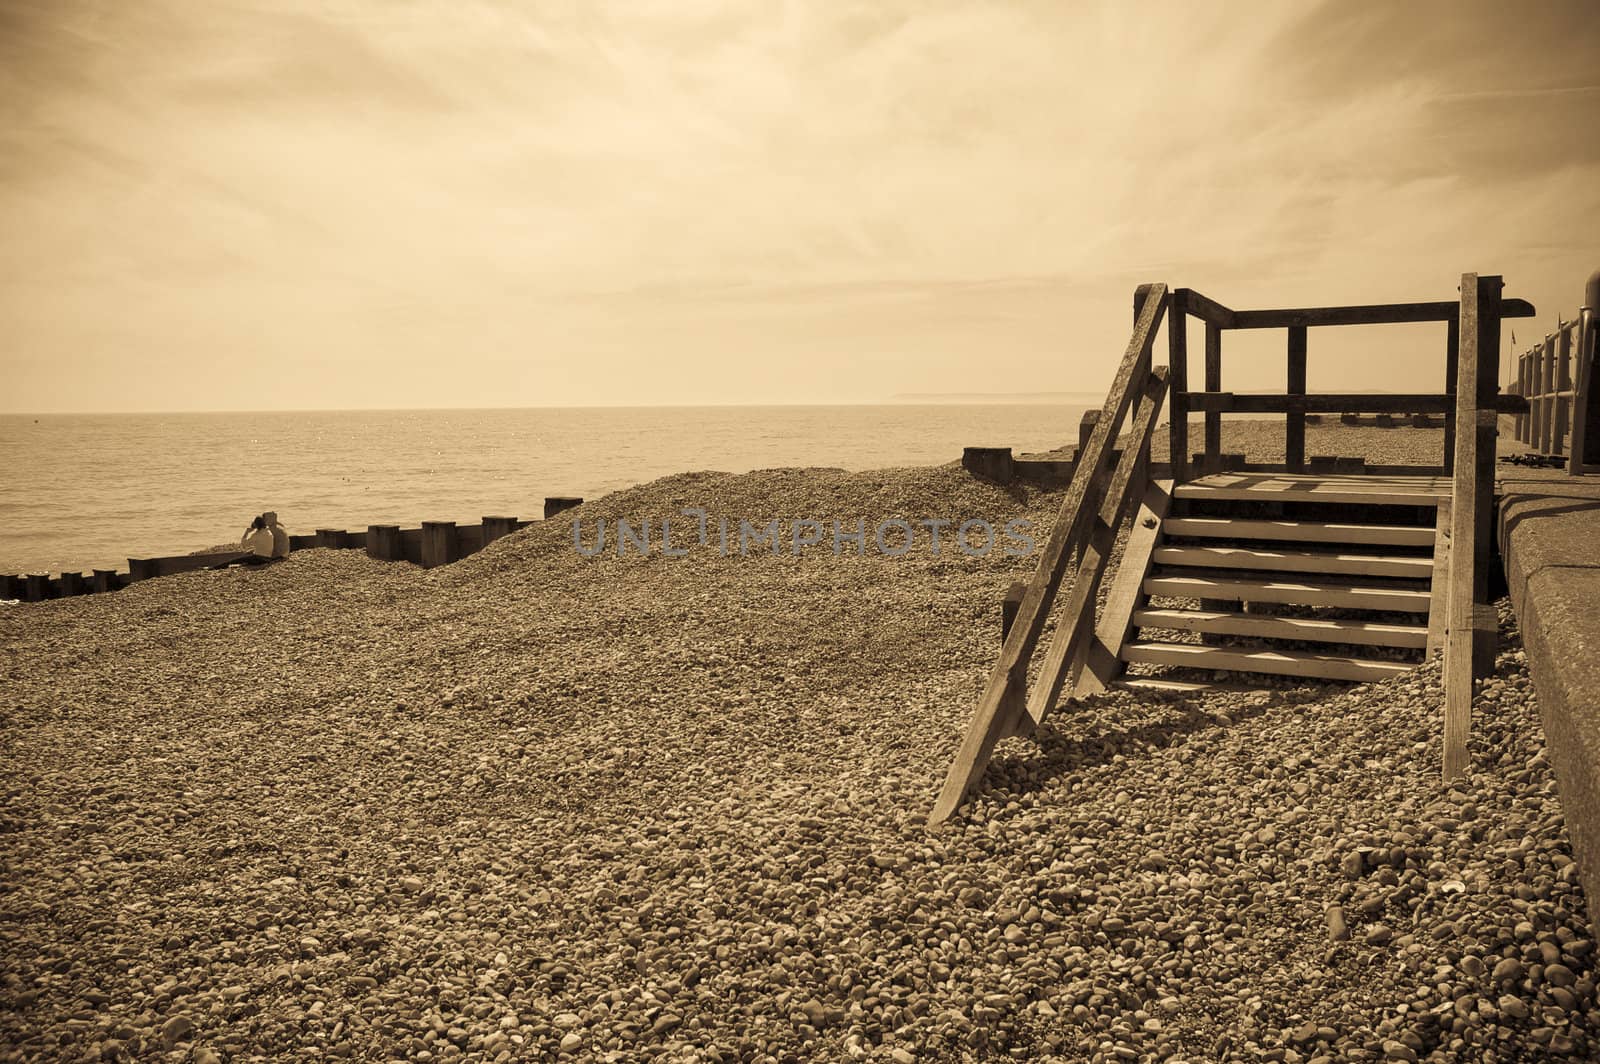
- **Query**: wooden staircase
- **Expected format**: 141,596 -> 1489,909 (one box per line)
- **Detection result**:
1105,474 -> 1449,692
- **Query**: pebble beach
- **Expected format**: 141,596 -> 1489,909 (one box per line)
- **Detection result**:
1,422 -> 1594,1063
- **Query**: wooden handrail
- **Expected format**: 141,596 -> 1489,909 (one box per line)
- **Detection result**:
931,283 -> 1169,823
1228,299 -> 1534,329
1181,392 -> 1527,415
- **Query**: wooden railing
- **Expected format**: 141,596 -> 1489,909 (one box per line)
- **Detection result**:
1167,290 -> 1534,481
1508,310 -> 1599,474
931,283 -> 1170,822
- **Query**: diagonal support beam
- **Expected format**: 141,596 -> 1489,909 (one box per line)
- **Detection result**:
1023,366 -> 1169,724
1075,479 -> 1173,697
930,284 -> 1168,824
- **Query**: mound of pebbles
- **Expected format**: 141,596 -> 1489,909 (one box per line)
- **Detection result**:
1,441 -> 1594,1062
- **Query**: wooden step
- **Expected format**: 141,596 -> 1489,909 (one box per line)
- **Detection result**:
1132,608 -> 1428,648
1162,517 -> 1435,547
1143,573 -> 1431,613
1152,545 -> 1434,579
1120,641 -> 1415,683
1175,477 -> 1445,506
1113,676 -> 1265,693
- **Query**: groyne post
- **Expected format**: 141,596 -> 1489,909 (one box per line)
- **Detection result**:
0,575 -> 18,600
128,558 -> 158,582
544,497 -> 583,519
420,521 -> 459,568
91,570 -> 117,594
961,447 -> 1015,484
315,528 -> 347,549
24,575 -> 50,602
58,572 -> 84,597
367,525 -> 402,561
482,516 -> 519,545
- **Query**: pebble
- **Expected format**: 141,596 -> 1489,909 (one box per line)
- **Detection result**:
1,452 -> 1594,1063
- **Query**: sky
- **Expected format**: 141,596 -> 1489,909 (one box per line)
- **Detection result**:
2,0 -> 1598,413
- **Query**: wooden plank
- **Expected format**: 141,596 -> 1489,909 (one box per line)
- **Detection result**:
1075,480 -> 1172,697
1152,545 -> 1433,579
1203,322 -> 1222,468
1121,641 -> 1415,682
1168,288 -> 1189,484
1026,370 -> 1169,722
1144,573 -> 1431,613
1425,497 -> 1452,658
1180,288 -> 1236,328
1286,326 -> 1307,472
1184,393 -> 1453,414
1174,481 -> 1446,507
1132,607 -> 1428,648
151,552 -> 251,576
1228,298 -> 1534,329
1114,676 -> 1262,693
1161,517 -> 1434,546
930,283 -> 1169,823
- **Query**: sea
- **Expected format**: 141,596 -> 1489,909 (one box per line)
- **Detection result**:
0,404 -> 1097,577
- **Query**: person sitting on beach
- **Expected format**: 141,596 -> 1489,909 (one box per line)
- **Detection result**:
239,516 -> 275,564
263,511 -> 290,559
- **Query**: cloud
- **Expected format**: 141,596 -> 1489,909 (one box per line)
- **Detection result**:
1,0 -> 1597,410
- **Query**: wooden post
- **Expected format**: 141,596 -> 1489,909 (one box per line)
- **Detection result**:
128,558 -> 159,582
367,525 -> 402,561
315,528 -> 346,549
1168,289 -> 1189,484
1286,326 -> 1308,472
58,572 -> 84,597
482,516 -> 519,546
1515,351 -> 1528,443
0,575 -> 17,600
91,569 -> 117,594
1444,313 -> 1459,472
1541,335 -> 1557,454
1444,273 -> 1503,780
544,497 -> 583,520
1076,410 -> 1099,466
24,574 -> 49,602
1573,309 -> 1596,473
1554,328 -> 1572,456
420,521 -> 459,568
1204,322 -> 1222,470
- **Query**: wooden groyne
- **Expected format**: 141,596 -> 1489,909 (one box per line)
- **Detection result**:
0,496 -> 584,603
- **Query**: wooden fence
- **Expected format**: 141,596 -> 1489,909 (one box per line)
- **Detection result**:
1,496 -> 584,603
1508,308 -> 1599,474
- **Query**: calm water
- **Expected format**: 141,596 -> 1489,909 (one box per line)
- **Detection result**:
0,404 -> 1096,576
